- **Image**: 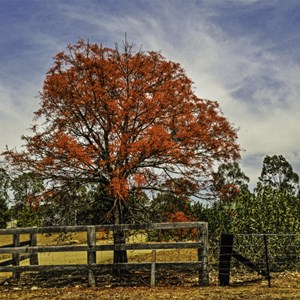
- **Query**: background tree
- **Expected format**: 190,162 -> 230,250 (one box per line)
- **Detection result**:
191,162 -> 250,254
38,183 -> 105,226
212,162 -> 250,202
231,186 -> 300,234
3,39 -> 240,264
230,184 -> 300,269
10,172 -> 45,227
191,155 -> 300,264
150,193 -> 192,223
150,178 -> 198,222
149,179 -> 196,241
235,155 -> 300,234
258,155 -> 299,194
0,168 -> 10,227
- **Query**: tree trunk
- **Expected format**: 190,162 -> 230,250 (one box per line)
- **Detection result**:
113,199 -> 128,275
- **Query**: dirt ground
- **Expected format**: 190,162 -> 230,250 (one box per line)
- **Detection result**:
1,285 -> 299,300
0,270 -> 299,300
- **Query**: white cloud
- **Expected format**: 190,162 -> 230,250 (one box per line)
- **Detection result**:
0,84 -> 36,150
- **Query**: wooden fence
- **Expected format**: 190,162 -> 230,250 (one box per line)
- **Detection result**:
0,222 -> 208,287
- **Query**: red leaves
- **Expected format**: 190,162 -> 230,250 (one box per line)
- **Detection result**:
109,177 -> 129,200
164,211 -> 191,223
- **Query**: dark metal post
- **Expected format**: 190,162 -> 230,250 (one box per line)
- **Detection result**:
263,234 -> 271,288
219,234 -> 234,286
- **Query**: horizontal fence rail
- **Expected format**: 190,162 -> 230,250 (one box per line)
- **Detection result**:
0,222 -> 204,235
0,222 -> 209,287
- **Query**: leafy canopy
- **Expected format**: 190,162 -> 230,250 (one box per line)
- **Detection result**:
4,40 -> 240,202
258,154 -> 299,194
212,162 -> 250,202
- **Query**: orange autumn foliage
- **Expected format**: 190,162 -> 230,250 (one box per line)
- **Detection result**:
3,40 -> 240,201
164,211 -> 191,223
162,211 -> 198,241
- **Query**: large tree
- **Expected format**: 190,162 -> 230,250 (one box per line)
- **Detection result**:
3,40 -> 240,263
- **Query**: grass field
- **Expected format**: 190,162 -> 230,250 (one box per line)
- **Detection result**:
0,232 -> 299,299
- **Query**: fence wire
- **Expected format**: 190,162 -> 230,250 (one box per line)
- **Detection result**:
234,234 -> 300,272
215,233 -> 300,286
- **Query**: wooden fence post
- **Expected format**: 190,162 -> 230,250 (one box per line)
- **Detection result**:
219,234 -> 234,286
12,233 -> 20,280
29,232 -> 39,265
87,226 -> 96,287
198,222 -> 209,286
150,250 -> 156,287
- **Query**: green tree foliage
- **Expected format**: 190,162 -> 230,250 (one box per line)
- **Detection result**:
191,189 -> 252,258
0,168 -> 10,227
192,155 -> 300,263
230,185 -> 300,270
150,192 -> 192,223
40,183 -> 117,226
202,155 -> 300,236
148,179 -> 198,241
212,162 -> 250,202
231,186 -> 300,234
258,154 -> 299,194
149,192 -> 195,241
10,172 -> 44,227
192,162 -> 250,254
150,178 -> 198,222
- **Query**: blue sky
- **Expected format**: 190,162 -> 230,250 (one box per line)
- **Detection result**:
1,0 -> 300,188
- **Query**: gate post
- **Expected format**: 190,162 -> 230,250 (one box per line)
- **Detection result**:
198,222 -> 209,286
150,249 -> 156,287
87,226 -> 96,287
29,231 -> 39,265
219,234 -> 234,286
12,233 -> 20,280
